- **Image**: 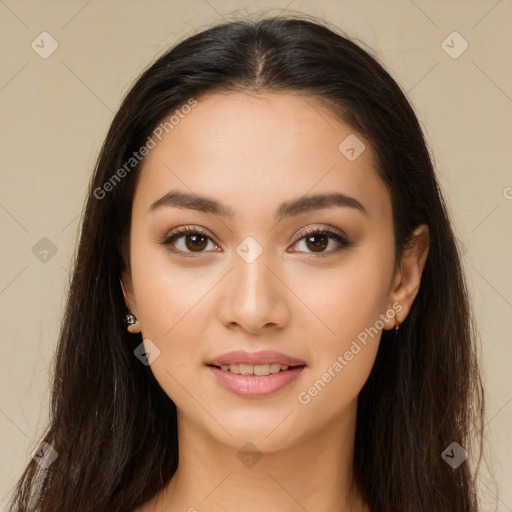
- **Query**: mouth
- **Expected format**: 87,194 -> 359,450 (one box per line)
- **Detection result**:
205,350 -> 307,398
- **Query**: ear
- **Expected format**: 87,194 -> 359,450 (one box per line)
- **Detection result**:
384,224 -> 430,329
120,269 -> 141,333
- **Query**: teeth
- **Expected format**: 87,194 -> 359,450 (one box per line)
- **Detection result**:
254,364 -> 271,376
239,364 -> 253,375
218,363 -> 291,375
270,364 -> 282,374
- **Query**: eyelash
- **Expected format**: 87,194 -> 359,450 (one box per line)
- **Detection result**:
160,225 -> 352,258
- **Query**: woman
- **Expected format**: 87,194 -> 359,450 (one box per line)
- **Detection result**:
8,14 -> 484,512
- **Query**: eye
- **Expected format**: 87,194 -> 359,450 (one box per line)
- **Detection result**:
291,227 -> 352,258
160,226 -> 351,258
160,226 -> 219,257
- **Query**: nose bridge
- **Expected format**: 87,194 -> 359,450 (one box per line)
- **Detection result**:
236,249 -> 272,303
218,236 -> 288,332
234,238 -> 276,309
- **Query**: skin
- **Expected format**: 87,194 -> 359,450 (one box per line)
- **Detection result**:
123,91 -> 429,512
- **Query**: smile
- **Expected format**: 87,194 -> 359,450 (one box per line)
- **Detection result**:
215,363 -> 292,375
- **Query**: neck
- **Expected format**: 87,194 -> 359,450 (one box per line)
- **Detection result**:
153,398 -> 368,512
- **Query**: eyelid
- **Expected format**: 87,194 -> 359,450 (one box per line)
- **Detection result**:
293,224 -> 348,242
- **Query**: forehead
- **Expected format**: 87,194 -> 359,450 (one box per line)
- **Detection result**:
134,91 -> 390,223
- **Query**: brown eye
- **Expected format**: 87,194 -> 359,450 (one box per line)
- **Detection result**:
183,233 -> 208,252
161,226 -> 218,256
292,228 -> 351,257
304,233 -> 329,253
161,226 -> 351,258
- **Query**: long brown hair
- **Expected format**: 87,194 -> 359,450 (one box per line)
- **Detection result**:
8,14 -> 484,511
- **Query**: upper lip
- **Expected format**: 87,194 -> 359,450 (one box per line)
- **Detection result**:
207,350 -> 306,367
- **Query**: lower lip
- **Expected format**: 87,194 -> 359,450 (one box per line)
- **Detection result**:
207,365 -> 306,398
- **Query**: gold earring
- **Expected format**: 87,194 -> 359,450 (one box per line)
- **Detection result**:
394,313 -> 401,333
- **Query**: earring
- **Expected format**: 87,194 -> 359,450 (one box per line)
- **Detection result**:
120,278 -> 140,333
124,312 -> 140,334
394,313 -> 401,333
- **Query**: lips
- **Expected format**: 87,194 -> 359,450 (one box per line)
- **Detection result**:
206,350 -> 306,398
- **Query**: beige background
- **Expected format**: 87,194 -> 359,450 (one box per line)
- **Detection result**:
1,0 -> 511,509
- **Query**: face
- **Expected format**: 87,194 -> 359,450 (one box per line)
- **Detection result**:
121,91 -> 419,452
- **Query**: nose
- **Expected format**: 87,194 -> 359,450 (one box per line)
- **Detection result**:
217,248 -> 290,335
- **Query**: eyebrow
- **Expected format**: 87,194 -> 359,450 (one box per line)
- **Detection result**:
149,190 -> 367,222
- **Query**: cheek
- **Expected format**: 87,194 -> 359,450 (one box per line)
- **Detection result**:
294,243 -> 393,409
298,296 -> 384,409
298,244 -> 393,347
129,229 -> 214,337
129,250 -> 216,410
128,235 -> 230,392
